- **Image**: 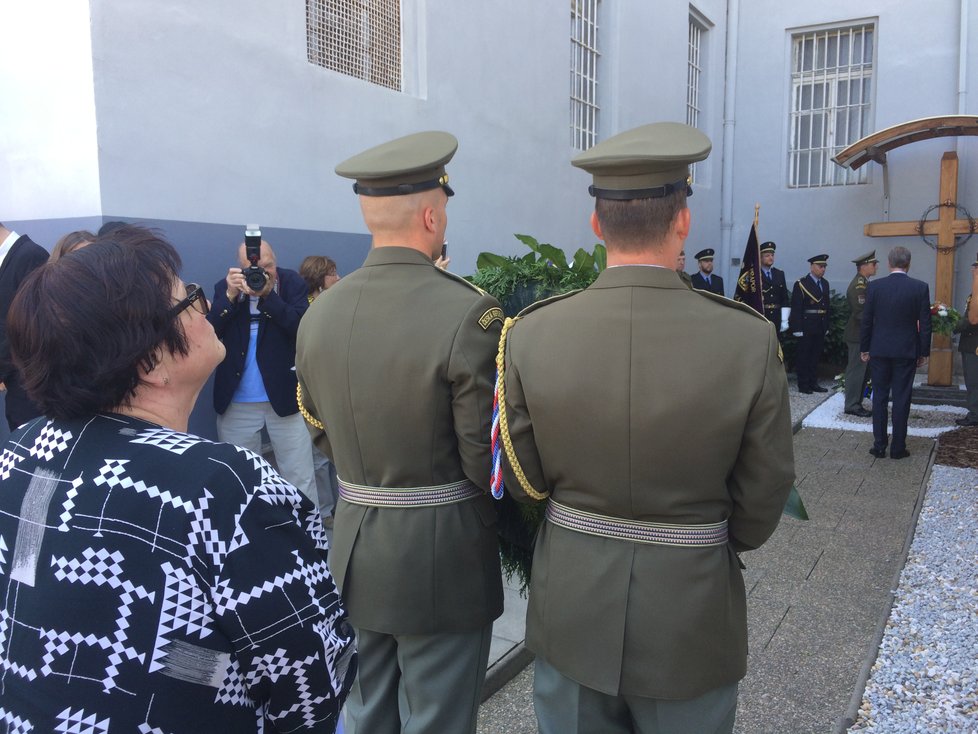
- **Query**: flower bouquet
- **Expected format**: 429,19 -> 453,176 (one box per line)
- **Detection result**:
930,302 -> 961,336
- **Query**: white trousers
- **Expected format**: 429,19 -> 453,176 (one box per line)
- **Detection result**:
217,401 -> 318,506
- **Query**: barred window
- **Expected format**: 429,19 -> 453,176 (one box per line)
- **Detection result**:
306,0 -> 401,92
687,13 -> 705,183
788,23 -> 875,187
571,0 -> 600,150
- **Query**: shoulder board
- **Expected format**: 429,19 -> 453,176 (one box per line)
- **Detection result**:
696,290 -> 771,323
515,288 -> 584,318
437,267 -> 488,296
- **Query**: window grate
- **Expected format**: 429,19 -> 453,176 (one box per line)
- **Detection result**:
687,15 -> 705,183
570,0 -> 600,150
306,0 -> 401,92
788,24 -> 874,188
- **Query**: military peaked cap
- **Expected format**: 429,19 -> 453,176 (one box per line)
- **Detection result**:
694,248 -> 715,261
571,122 -> 711,200
335,131 -> 457,197
808,254 -> 829,265
852,250 -> 878,265
760,241 -> 777,254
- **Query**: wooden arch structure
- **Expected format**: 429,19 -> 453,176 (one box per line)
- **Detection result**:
833,115 -> 978,386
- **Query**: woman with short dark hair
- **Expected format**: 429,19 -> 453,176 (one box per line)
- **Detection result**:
0,226 -> 355,733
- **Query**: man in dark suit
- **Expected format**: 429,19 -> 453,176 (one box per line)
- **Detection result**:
0,222 -> 49,430
690,248 -> 725,295
208,238 -> 317,503
860,246 -> 931,459
760,241 -> 790,330
789,254 -> 831,393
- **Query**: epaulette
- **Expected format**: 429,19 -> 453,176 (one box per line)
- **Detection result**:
696,289 -> 771,323
513,288 -> 584,319
437,267 -> 488,296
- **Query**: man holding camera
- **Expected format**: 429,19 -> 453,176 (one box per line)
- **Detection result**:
208,236 -> 317,505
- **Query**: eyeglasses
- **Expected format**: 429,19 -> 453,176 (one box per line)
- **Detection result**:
169,283 -> 209,319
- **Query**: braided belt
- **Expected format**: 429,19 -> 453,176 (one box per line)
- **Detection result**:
764,304 -> 780,310
804,309 -> 827,314
338,478 -> 482,508
546,499 -> 728,547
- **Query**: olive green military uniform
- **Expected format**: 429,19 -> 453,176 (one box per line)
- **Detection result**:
955,293 -> 978,423
295,132 -> 503,734
499,123 -> 795,734
843,251 -> 877,413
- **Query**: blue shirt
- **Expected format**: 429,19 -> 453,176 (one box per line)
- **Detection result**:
232,297 -> 269,402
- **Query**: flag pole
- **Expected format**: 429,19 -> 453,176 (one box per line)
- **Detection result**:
753,203 -> 760,229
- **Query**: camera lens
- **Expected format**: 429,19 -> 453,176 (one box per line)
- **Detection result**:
244,267 -> 267,291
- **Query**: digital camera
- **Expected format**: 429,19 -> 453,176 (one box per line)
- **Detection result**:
242,224 -> 268,291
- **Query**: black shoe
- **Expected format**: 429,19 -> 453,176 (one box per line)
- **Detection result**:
890,449 -> 910,460
869,447 -> 886,458
811,384 -> 829,393
799,388 -> 813,394
955,417 -> 978,427
845,408 -> 872,418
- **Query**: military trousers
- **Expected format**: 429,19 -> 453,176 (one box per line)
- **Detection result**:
844,341 -> 870,411
344,623 -> 492,734
962,351 -> 978,421
795,331 -> 825,390
533,656 -> 737,734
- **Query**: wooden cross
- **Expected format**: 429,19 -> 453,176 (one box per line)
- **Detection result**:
863,151 -> 970,386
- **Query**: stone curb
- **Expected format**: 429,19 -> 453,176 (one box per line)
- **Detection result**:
834,442 -> 937,733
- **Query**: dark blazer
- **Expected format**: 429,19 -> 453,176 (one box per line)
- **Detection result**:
208,267 -> 308,416
690,271 -> 725,296
761,267 -> 790,323
0,235 -> 49,427
860,272 -> 931,359
788,274 -> 830,335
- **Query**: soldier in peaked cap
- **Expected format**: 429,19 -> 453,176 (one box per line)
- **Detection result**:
690,247 -> 725,295
789,254 -> 832,393
495,122 -> 794,734
843,250 -> 879,416
295,131 -> 503,734
954,254 -> 978,426
759,241 -> 790,331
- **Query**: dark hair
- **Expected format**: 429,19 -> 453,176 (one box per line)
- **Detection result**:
299,255 -> 337,293
97,220 -> 128,237
8,226 -> 191,419
49,230 -> 96,262
594,189 -> 688,251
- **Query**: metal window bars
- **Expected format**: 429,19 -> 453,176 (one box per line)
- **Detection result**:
306,0 -> 402,92
788,24 -> 874,188
571,0 -> 600,150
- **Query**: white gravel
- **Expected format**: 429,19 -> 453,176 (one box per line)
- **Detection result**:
802,392 -> 966,437
848,465 -> 978,733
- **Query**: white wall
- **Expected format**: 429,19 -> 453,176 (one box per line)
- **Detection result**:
0,1 -> 100,220
732,0 -> 978,303
87,0 -> 602,274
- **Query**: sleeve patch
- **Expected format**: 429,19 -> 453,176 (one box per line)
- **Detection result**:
478,307 -> 504,331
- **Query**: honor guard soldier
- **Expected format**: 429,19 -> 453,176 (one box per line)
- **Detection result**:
759,241 -> 790,330
676,249 -> 693,288
690,248 -> 725,295
954,256 -> 978,426
494,122 -> 795,734
843,250 -> 878,416
789,254 -> 831,393
295,131 -> 503,734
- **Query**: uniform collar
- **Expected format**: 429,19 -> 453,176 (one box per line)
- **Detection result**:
363,246 -> 436,267
590,264 -> 689,290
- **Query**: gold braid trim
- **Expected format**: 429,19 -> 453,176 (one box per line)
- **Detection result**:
296,383 -> 325,431
495,317 -> 550,501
